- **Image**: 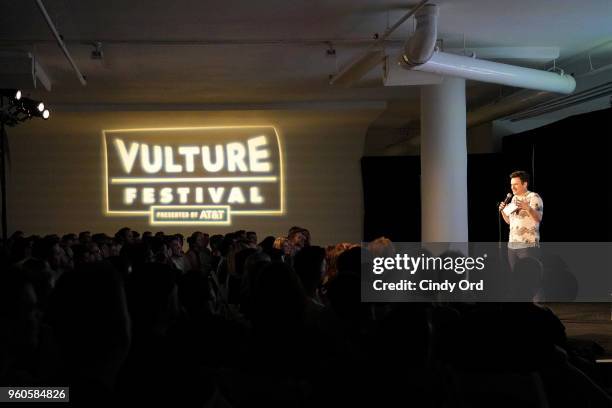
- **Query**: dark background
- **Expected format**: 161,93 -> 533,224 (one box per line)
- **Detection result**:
362,108 -> 612,242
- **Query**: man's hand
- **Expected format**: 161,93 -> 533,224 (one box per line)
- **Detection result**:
499,201 -> 510,224
516,198 -> 542,222
516,199 -> 530,212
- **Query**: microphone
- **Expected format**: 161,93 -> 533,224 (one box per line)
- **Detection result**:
499,193 -> 513,211
502,193 -> 513,205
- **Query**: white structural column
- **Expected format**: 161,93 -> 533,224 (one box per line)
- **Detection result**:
420,77 -> 469,242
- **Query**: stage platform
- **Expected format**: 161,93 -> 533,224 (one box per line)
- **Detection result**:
547,303 -> 612,358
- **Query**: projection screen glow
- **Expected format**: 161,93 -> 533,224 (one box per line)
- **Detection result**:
103,126 -> 284,225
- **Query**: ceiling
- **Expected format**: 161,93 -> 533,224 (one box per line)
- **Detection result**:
0,0 -> 611,141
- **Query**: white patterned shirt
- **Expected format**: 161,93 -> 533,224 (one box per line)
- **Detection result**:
508,191 -> 543,249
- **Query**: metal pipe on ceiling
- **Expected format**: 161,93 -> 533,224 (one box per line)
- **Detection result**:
330,0 -> 429,86
35,0 -> 87,86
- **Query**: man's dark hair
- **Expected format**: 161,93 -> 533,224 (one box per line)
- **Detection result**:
115,227 -> 131,238
148,236 -> 166,252
92,233 -> 111,245
209,234 -> 223,250
187,232 -> 197,246
510,170 -> 530,185
61,233 -> 77,243
78,231 -> 91,243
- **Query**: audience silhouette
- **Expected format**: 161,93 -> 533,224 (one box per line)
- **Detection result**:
0,227 -> 610,407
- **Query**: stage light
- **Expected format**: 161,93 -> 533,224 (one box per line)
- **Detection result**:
20,98 -> 45,115
0,92 -> 49,126
29,107 -> 50,120
0,89 -> 21,100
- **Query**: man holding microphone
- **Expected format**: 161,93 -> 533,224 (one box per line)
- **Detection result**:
499,170 -> 544,270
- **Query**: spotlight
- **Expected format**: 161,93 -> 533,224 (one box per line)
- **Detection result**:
20,98 -> 45,115
28,106 -> 50,120
0,92 -> 49,125
0,89 -> 21,100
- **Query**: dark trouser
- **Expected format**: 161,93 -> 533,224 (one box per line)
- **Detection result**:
508,246 -> 541,271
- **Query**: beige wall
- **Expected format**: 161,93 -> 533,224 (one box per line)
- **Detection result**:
5,108 -> 381,246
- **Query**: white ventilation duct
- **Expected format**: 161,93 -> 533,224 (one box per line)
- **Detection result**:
467,40 -> 612,126
400,4 -> 576,95
402,4 -> 439,67
411,52 -> 576,94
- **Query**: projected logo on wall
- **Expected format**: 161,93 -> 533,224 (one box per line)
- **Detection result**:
103,126 -> 284,225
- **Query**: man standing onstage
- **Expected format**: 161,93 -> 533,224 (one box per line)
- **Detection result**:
498,170 -> 544,270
